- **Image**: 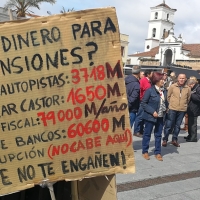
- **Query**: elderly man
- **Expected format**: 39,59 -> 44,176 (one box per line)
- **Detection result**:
125,65 -> 141,128
162,74 -> 191,147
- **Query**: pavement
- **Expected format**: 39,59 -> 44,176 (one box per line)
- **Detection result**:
116,117 -> 200,200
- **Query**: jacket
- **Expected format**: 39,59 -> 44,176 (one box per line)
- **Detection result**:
164,76 -> 176,90
167,83 -> 191,112
125,74 -> 140,113
141,86 -> 168,123
140,77 -> 151,100
187,84 -> 200,117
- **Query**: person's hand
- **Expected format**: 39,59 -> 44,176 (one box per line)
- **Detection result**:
153,111 -> 158,118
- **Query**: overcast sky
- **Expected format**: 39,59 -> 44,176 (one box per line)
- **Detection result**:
1,0 -> 200,54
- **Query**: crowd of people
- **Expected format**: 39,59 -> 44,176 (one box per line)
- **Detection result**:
125,65 -> 200,161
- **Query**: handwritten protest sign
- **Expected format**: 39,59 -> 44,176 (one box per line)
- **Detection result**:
0,7 -> 135,195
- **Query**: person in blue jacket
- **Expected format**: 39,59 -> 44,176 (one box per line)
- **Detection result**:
141,72 -> 168,161
125,65 -> 141,128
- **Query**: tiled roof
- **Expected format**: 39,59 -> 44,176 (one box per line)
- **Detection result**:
128,46 -> 159,57
129,44 -> 200,58
155,2 -> 176,11
182,44 -> 200,57
156,2 -> 171,9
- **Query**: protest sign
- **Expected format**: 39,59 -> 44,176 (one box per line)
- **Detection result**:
0,7 -> 135,195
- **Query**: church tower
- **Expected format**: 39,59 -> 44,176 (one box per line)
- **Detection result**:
144,1 -> 176,51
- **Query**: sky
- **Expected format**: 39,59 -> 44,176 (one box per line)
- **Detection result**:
1,0 -> 200,55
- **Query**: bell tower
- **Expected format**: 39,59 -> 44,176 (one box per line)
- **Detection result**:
144,1 -> 176,51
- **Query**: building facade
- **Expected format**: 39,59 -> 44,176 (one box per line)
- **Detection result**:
145,1 -> 176,52
128,1 -> 200,71
0,7 -> 17,22
120,33 -> 129,65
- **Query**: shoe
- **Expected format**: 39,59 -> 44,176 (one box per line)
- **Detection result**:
133,133 -> 143,138
186,139 -> 197,142
142,153 -> 150,160
162,140 -> 167,147
155,154 -> 163,161
184,135 -> 190,140
181,127 -> 188,131
171,141 -> 180,147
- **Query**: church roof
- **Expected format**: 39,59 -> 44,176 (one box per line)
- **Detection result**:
182,44 -> 200,57
154,1 -> 177,11
156,2 -> 171,9
129,44 -> 200,58
128,46 -> 159,57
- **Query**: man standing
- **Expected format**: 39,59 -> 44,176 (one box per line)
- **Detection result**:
125,65 -> 141,128
163,72 -> 168,89
185,79 -> 200,142
133,70 -> 153,137
162,74 -> 191,147
165,71 -> 177,90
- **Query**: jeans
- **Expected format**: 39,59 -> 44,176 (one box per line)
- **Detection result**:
129,112 -> 137,128
142,117 -> 163,155
134,106 -> 144,134
163,110 -> 185,142
188,115 -> 198,141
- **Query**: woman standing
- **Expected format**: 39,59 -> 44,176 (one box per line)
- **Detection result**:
185,78 -> 200,142
141,72 -> 168,161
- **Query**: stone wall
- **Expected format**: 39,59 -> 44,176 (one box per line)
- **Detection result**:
176,60 -> 200,71
139,59 -> 200,70
139,60 -> 160,66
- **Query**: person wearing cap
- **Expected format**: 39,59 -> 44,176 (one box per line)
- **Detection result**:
125,65 -> 141,128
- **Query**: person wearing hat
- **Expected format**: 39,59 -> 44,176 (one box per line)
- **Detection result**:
125,65 -> 141,128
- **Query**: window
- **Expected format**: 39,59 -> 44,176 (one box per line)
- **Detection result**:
121,46 -> 125,56
155,12 -> 158,19
163,29 -> 166,37
146,45 -> 150,49
152,28 -> 156,37
167,13 -> 169,20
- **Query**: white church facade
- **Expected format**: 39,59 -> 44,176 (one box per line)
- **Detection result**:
128,1 -> 200,72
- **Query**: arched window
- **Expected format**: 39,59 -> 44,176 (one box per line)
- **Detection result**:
155,12 -> 158,19
167,13 -> 169,20
164,49 -> 173,65
152,28 -> 156,37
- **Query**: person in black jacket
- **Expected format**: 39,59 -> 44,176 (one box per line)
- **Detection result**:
185,79 -> 200,142
125,65 -> 141,129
